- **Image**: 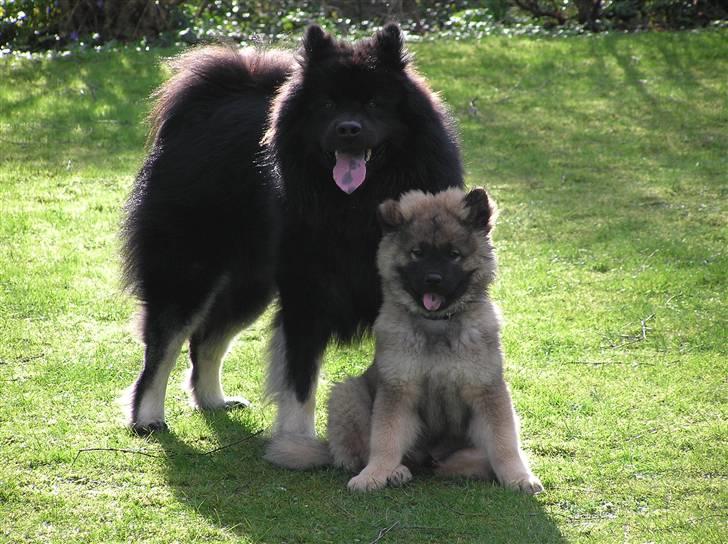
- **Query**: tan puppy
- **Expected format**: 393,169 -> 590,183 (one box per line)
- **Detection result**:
328,187 -> 543,494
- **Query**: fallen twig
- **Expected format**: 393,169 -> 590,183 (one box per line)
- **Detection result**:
0,354 -> 44,365
0,138 -> 31,146
562,360 -> 654,366
664,512 -> 728,530
370,521 -> 400,544
73,430 -> 263,465
401,525 -> 457,531
72,447 -> 165,465
200,429 -> 264,456
610,314 -> 654,349
330,498 -> 355,519
610,337 -> 644,349
641,313 -> 654,339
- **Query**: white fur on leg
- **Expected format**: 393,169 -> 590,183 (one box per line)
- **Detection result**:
264,431 -> 331,469
186,364 -> 224,409
264,324 -> 322,468
132,333 -> 186,430
265,324 -> 319,436
124,282 -> 227,432
265,390 -> 319,468
185,333 -> 249,410
273,389 -> 316,436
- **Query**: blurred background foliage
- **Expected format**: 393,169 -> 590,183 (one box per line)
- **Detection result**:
1,0 -> 726,52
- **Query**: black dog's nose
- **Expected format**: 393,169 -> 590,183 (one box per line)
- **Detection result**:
336,121 -> 362,137
425,273 -> 442,286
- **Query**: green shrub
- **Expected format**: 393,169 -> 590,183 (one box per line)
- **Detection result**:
0,0 -> 185,51
1,0 -> 725,52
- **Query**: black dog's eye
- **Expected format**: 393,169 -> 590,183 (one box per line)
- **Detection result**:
323,100 -> 335,110
366,99 -> 377,109
411,248 -> 423,259
449,249 -> 461,260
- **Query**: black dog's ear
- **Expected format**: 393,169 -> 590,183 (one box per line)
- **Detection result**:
302,25 -> 334,61
375,23 -> 410,70
377,199 -> 405,233
464,187 -> 497,234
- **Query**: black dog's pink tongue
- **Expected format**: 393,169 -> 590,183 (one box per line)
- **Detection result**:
423,293 -> 444,312
333,151 -> 366,194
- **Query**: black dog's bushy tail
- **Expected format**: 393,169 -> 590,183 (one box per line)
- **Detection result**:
264,434 -> 332,470
149,45 -> 294,145
120,45 -> 293,299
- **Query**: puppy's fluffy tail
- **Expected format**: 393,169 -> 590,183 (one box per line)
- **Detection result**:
264,434 -> 332,470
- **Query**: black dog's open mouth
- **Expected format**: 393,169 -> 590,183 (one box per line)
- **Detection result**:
330,148 -> 374,194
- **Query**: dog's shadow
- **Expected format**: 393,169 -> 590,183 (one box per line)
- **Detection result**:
152,411 -> 565,543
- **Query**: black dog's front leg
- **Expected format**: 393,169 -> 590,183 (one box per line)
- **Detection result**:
264,309 -> 331,467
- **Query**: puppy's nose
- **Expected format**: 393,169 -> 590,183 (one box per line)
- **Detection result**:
336,121 -> 362,137
425,273 -> 442,286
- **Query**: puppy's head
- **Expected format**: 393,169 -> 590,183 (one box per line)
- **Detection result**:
377,187 -> 497,318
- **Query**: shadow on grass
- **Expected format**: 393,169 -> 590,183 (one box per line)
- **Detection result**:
152,412 -> 564,543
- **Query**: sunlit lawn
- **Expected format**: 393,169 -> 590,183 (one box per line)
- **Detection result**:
1,29 -> 726,543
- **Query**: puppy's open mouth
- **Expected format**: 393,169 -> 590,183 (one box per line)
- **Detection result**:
423,292 -> 444,312
332,148 -> 373,194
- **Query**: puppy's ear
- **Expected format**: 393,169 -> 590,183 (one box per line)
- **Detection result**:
375,23 -> 410,70
377,199 -> 405,233
302,25 -> 334,61
464,187 -> 497,234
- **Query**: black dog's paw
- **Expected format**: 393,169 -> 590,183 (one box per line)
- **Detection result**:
222,397 -> 251,410
130,420 -> 169,436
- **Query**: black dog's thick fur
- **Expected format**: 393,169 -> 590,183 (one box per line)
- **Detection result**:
122,24 -> 463,433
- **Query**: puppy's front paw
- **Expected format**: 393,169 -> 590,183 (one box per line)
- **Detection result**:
386,464 -> 412,487
347,464 -> 411,492
348,470 -> 387,492
502,473 -> 544,495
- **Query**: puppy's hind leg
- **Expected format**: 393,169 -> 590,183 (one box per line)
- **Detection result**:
434,447 -> 493,480
327,375 -> 373,472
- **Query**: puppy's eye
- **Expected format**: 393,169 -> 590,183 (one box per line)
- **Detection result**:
449,249 -> 461,260
366,99 -> 377,109
411,248 -> 423,259
323,100 -> 335,109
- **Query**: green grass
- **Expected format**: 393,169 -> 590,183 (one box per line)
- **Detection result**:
1,30 -> 726,543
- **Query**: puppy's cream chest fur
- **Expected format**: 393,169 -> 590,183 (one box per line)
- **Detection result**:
373,302 -> 504,388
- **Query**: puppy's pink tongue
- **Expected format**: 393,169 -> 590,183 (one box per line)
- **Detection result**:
423,293 -> 443,312
332,151 -> 366,194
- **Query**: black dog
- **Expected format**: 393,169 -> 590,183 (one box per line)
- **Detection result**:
121,24 -> 463,463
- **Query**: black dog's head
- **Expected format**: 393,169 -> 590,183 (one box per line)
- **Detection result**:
377,188 -> 497,318
266,24 -> 416,194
